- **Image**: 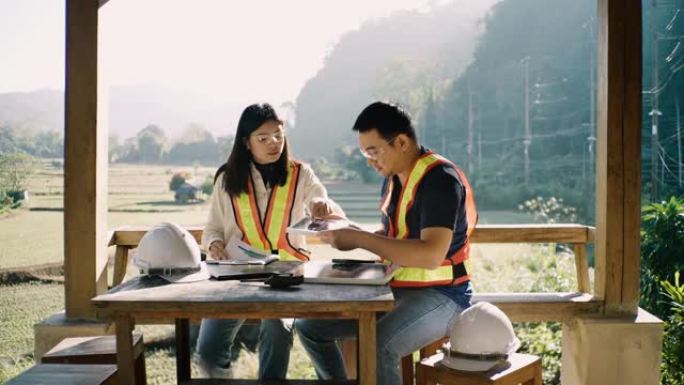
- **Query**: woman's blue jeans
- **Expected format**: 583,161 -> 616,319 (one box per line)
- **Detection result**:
294,284 -> 471,385
196,318 -> 293,379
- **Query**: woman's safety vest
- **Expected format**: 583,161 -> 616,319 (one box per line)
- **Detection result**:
231,161 -> 309,261
381,152 -> 477,287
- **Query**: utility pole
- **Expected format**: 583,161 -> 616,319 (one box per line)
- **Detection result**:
467,74 -> 474,175
650,0 -> 661,200
523,56 -> 531,185
677,92 -> 682,187
588,19 -> 596,184
477,93 -> 482,169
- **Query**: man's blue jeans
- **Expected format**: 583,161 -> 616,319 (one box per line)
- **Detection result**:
196,318 -> 293,379
294,284 -> 471,385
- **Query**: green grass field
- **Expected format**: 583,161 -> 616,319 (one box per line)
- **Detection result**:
0,162 -> 570,384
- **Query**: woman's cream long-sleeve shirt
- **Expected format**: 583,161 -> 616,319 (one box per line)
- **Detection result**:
201,162 -> 337,254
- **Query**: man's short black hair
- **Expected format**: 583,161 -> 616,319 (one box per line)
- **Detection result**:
352,101 -> 417,142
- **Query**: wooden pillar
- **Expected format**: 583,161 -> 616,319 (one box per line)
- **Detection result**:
65,0 -> 108,319
595,0 -> 642,315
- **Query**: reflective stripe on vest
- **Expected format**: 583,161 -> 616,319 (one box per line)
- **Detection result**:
382,152 -> 478,287
232,161 -> 308,261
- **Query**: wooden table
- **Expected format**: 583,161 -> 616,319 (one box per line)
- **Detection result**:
92,276 -> 394,385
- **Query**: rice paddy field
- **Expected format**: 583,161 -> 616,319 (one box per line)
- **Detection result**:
0,161 -> 572,384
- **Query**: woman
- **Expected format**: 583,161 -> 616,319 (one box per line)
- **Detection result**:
196,103 -> 342,380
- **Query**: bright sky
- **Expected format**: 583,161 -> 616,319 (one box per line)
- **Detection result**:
0,0 -> 479,106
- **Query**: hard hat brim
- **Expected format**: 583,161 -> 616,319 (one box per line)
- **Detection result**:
439,354 -> 505,372
160,262 -> 210,283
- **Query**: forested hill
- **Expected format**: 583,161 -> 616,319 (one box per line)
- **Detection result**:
289,2 -> 490,158
430,0 -> 597,213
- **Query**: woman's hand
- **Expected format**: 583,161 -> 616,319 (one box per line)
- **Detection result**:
208,240 -> 230,260
309,198 -> 343,220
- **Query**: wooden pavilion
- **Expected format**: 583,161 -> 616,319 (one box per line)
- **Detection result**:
31,1 -> 663,384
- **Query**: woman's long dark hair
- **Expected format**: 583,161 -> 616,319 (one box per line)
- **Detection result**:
215,103 -> 290,196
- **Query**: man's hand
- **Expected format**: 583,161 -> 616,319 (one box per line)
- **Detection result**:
208,240 -> 230,260
318,228 -> 366,251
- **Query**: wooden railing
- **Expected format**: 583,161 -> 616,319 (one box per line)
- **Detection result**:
108,224 -> 600,322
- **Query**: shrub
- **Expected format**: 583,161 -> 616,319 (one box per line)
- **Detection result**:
169,171 -> 190,192
660,272 -> 684,385
640,197 -> 684,384
640,197 -> 684,318
0,152 -> 36,193
200,175 -> 214,196
0,190 -> 12,214
518,196 -> 578,224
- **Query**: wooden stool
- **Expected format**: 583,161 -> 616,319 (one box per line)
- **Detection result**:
42,334 -> 146,384
6,364 -> 117,385
416,352 -> 542,385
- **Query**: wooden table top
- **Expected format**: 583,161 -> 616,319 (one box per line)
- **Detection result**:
92,275 -> 394,318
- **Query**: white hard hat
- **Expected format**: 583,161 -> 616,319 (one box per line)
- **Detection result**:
440,302 -> 520,372
133,222 -> 209,283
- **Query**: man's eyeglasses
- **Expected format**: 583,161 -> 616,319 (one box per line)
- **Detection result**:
359,137 -> 396,160
253,131 -> 286,144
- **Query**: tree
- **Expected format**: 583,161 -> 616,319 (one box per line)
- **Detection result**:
0,151 -> 36,193
136,124 -> 167,163
167,124 -> 221,165
33,131 -> 63,158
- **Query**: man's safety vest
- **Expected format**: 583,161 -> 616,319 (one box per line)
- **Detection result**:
381,152 -> 477,287
231,161 -> 309,261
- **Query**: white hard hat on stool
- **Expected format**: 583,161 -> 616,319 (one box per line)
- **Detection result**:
440,301 -> 520,372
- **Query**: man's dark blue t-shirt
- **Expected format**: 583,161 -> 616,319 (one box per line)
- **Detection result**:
381,149 -> 472,305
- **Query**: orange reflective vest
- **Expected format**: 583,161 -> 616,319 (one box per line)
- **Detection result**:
381,152 -> 477,287
231,161 -> 309,261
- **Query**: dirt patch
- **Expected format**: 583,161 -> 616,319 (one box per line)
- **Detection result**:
0,263 -> 64,285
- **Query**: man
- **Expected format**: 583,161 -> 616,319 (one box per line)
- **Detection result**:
294,101 -> 478,385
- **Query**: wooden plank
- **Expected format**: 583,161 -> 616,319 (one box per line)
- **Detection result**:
111,224 -> 595,248
93,278 -> 394,315
469,224 -> 594,244
112,226 -> 203,247
340,339 -> 357,379
115,316 -> 136,385
6,364 -> 117,385
176,319 -> 191,381
42,334 -> 143,364
596,0 -> 642,314
473,292 -> 602,322
179,380 -> 355,384
357,312 -> 376,385
65,0 -> 107,320
572,244 -> 591,293
112,246 -> 130,287
112,296 -> 601,324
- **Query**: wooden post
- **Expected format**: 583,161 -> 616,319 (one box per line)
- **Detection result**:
572,244 -> 590,293
112,246 -> 130,287
595,0 -> 642,314
175,319 -> 191,382
115,316 -> 136,385
65,0 -> 108,319
358,312 -> 377,385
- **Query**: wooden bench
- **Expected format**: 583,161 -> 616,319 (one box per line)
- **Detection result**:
42,334 -> 146,384
6,364 -> 117,385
